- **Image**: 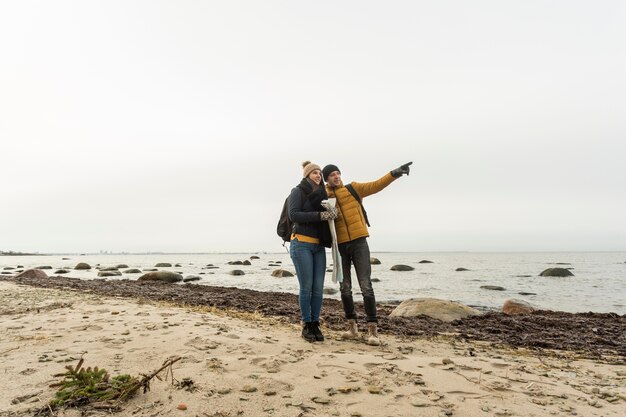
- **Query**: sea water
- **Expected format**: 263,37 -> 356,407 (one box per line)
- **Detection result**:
1,252 -> 624,314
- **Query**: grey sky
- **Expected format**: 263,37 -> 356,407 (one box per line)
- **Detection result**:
1,1 -> 625,253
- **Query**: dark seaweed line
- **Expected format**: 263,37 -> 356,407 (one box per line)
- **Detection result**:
2,275 -> 624,362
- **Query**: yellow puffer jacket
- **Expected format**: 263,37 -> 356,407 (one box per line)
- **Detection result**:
325,172 -> 396,244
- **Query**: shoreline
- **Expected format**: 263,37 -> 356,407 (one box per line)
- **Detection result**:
1,280 -> 625,417
1,275 -> 624,362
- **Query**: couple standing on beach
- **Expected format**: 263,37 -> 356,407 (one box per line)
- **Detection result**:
287,161 -> 412,344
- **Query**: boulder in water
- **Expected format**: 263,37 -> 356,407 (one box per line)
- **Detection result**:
98,271 -> 122,277
502,299 -> 536,315
250,255 -> 260,260
480,285 -> 506,291
370,257 -> 381,265
271,269 -> 293,278
230,270 -> 245,276
138,271 -> 183,283
455,267 -> 469,272
116,264 -> 129,269
539,268 -> 574,277
389,298 -> 481,322
124,269 -> 142,274
323,287 -> 338,295
155,263 -> 172,268
390,264 -> 414,271
419,260 -> 434,264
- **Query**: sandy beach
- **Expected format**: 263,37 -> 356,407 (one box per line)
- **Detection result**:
1,280 -> 625,417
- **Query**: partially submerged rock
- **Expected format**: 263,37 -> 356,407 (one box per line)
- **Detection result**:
480,285 -> 505,291
98,271 -> 122,277
390,265 -> 415,271
539,268 -> 574,277
389,298 -> 481,322
271,269 -> 293,278
75,263 -> 91,270
370,257 -> 381,265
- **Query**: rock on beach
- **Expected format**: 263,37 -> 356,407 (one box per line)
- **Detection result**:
138,271 -> 183,283
389,298 -> 481,322
502,299 -> 536,315
15,269 -> 48,280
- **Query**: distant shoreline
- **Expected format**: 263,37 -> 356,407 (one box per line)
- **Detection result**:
0,252 -> 43,256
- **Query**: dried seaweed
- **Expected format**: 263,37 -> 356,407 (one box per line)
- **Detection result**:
35,356 -> 181,416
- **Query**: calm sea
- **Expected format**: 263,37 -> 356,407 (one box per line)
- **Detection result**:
1,252 -> 624,314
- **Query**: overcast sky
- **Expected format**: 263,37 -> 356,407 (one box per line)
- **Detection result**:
1,1 -> 625,253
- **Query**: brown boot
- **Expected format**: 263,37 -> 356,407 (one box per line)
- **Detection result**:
367,323 -> 380,346
341,319 -> 358,340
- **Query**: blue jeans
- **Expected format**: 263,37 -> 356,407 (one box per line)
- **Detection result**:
290,239 -> 326,322
339,237 -> 377,322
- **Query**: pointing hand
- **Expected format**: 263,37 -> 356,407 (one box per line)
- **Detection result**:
391,161 -> 413,178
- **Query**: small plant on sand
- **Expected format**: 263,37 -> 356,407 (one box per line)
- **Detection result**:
37,356 -> 181,416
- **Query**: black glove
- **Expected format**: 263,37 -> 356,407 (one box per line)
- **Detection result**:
391,161 -> 413,178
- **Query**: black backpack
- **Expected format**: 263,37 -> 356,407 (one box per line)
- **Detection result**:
277,187 -> 305,243
277,196 -> 294,243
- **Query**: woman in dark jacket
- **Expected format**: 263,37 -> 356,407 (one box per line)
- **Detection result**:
288,161 -> 337,342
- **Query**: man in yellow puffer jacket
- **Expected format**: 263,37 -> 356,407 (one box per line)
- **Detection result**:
323,162 -> 412,345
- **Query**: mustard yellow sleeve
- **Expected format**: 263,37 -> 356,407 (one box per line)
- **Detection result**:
351,172 -> 397,199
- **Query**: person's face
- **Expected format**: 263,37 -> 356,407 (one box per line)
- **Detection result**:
308,169 -> 322,185
326,170 -> 341,187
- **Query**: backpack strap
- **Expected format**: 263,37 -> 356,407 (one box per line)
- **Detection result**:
345,184 -> 370,227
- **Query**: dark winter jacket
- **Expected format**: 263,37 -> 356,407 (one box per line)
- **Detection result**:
288,178 -> 332,248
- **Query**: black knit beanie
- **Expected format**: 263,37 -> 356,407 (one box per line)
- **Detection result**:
322,164 -> 340,181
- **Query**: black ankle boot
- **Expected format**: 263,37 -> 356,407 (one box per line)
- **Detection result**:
311,321 -> 325,341
301,322 -> 316,342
